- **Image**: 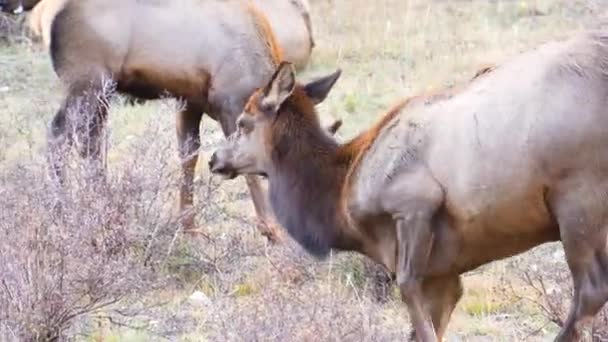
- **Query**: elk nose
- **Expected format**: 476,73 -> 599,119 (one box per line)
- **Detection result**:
208,152 -> 219,172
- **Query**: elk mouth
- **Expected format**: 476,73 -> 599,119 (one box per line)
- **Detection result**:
210,165 -> 269,180
210,166 -> 238,180
257,172 -> 268,179
208,153 -> 268,180
208,154 -> 238,180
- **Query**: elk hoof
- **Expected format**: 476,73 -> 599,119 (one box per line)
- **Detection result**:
257,220 -> 283,244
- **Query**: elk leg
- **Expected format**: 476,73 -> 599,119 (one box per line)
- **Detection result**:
244,175 -> 281,242
387,170 -> 443,341
48,78 -> 111,184
550,187 -> 608,342
47,92 -> 73,218
555,237 -> 608,342
73,82 -> 110,180
176,104 -> 203,232
423,275 -> 463,341
48,99 -> 72,185
396,214 -> 437,342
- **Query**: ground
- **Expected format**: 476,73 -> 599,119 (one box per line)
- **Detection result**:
1,0 -> 607,341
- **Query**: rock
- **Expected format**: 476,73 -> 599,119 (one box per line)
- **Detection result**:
188,291 -> 211,306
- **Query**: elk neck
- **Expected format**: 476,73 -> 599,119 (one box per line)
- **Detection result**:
266,100 -> 364,258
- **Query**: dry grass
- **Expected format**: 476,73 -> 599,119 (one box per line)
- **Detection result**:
0,12 -> 30,45
1,0 -> 608,341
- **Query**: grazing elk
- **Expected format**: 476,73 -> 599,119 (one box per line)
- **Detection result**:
44,0 -> 316,241
210,30 -> 608,341
21,0 -> 314,69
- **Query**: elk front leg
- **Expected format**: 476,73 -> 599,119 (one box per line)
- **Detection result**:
416,275 -> 463,341
396,211 -> 437,342
384,169 -> 443,342
244,175 -> 282,242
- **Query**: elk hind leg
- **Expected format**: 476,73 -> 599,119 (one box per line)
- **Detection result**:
48,77 -> 111,182
551,187 -> 608,342
176,104 -> 203,232
48,98 -> 71,184
70,78 -> 113,180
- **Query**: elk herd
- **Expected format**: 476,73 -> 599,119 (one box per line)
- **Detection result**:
2,0 -> 608,340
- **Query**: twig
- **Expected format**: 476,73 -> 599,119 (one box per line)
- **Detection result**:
523,320 -> 552,341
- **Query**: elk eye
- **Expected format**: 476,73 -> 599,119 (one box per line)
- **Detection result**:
237,118 -> 252,133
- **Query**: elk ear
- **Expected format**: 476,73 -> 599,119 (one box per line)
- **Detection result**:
303,69 -> 341,105
262,61 -> 296,113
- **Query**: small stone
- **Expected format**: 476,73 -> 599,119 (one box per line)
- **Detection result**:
188,291 -> 211,306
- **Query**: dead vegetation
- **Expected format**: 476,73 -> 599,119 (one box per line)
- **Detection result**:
501,246 -> 608,341
0,12 -> 29,44
0,93 -> 218,340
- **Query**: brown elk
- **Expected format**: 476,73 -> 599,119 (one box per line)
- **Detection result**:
21,0 -> 314,69
210,30 -> 608,341
43,0 -> 317,241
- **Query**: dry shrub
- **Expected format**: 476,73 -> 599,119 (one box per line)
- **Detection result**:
203,246 -> 408,342
206,286 -> 405,342
0,13 -> 28,45
505,244 -> 608,341
361,258 -> 394,303
173,236 -> 409,342
0,88 -> 198,340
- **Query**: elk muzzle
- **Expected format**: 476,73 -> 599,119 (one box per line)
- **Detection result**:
208,151 -> 238,180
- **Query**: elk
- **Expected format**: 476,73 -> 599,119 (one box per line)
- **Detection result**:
38,0 -> 319,241
210,30 -> 608,341
20,0 -> 314,70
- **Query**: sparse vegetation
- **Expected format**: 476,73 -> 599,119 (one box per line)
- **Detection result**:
0,95 -> 187,340
503,245 -> 608,341
0,12 -> 29,45
1,0 -> 608,340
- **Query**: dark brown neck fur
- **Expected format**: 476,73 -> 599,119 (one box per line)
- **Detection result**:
267,88 -> 361,257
